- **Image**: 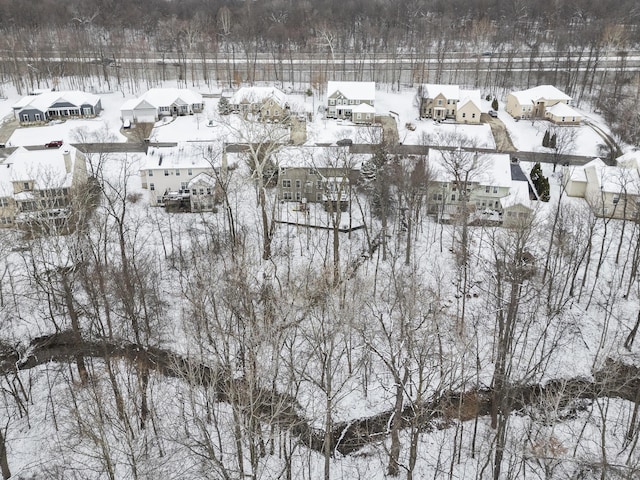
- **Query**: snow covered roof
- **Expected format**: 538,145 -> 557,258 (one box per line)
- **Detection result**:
351,103 -> 376,114
142,142 -> 219,170
546,102 -> 582,118
501,180 -> 533,209
616,150 -> 640,169
585,159 -> 640,195
428,150 -> 512,188
13,90 -> 101,111
124,88 -> 203,111
230,87 -> 287,107
0,145 -> 82,196
510,85 -> 572,104
327,81 -> 375,101
275,145 -> 372,169
458,90 -> 482,110
422,84 -> 460,100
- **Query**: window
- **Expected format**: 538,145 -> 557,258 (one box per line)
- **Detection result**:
295,180 -> 301,188
83,107 -> 92,115
356,113 -> 361,119
35,113 -> 41,121
451,194 -> 456,201
188,169 -> 193,175
176,169 -> 180,176
522,107 -> 526,112
562,117 -> 565,122
485,186 -> 490,193
22,114 -> 29,122
282,179 -> 291,188
295,192 -> 301,201
329,99 -> 335,105
462,113 -> 466,118
493,186 -> 498,194
316,193 -> 323,201
150,183 -> 155,191
613,195 -> 620,204
180,182 -> 188,191
283,192 -> 292,200
23,182 -> 30,191
432,194 -> 438,200
437,194 -> 443,201
164,170 -> 169,176
438,99 -> 442,105
148,170 -> 154,176
472,113 -> 476,118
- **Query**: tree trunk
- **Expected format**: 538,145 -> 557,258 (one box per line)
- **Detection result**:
0,428 -> 10,480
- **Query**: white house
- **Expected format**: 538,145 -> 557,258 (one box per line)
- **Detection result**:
0,145 -> 88,229
564,156 -> 640,219
326,81 -> 376,124
139,142 -> 219,206
121,88 -> 204,124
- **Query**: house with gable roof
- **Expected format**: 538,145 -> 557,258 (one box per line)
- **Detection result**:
120,88 -> 203,124
506,85 -> 576,122
426,150 -> 515,220
229,86 -> 290,122
139,142 -> 220,207
13,91 -> 102,124
0,144 -> 88,229
565,154 -> 640,219
326,81 -> 376,124
418,84 -> 481,124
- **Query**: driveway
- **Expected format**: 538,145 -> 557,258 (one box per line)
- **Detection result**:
0,115 -> 19,145
377,115 -> 399,145
482,113 -> 516,152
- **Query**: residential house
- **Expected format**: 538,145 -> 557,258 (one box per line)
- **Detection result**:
0,145 -> 88,229
188,173 -> 217,212
326,81 -> 376,124
426,150 -> 514,219
139,142 -> 219,208
121,88 -> 204,124
275,146 -> 371,210
419,84 -> 460,121
564,155 -> 640,220
13,91 -> 102,124
500,162 -> 536,227
229,87 -> 290,122
418,84 -> 482,124
506,85 -> 573,121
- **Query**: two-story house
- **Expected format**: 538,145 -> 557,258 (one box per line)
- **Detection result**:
229,87 -> 290,122
418,85 -> 482,124
426,150 -> 514,220
13,91 -> 102,124
565,154 -> 640,220
0,145 -> 88,230
275,146 -> 371,211
139,142 -> 220,209
121,88 -> 204,124
326,81 -> 376,124
506,85 -> 579,123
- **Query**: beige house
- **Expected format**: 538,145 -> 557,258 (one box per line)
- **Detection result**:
418,84 -> 481,124
545,102 -> 582,125
229,87 -> 290,122
456,91 -> 482,124
501,180 -> 535,227
0,145 -> 88,230
506,85 -> 573,120
564,156 -> 640,220
326,81 -> 376,124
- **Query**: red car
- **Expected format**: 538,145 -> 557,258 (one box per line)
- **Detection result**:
45,140 -> 63,148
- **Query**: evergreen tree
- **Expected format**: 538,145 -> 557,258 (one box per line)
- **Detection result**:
530,162 -> 550,202
218,96 -> 231,115
542,130 -> 550,147
549,132 -> 557,149
491,98 -> 499,111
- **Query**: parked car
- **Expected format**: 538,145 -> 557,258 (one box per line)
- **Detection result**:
336,138 -> 353,147
488,110 -> 498,118
122,119 -> 131,129
45,140 -> 63,148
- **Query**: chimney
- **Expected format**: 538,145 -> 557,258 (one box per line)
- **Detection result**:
63,149 -> 72,174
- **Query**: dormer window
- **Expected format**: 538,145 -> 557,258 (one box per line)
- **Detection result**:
23,182 -> 30,190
